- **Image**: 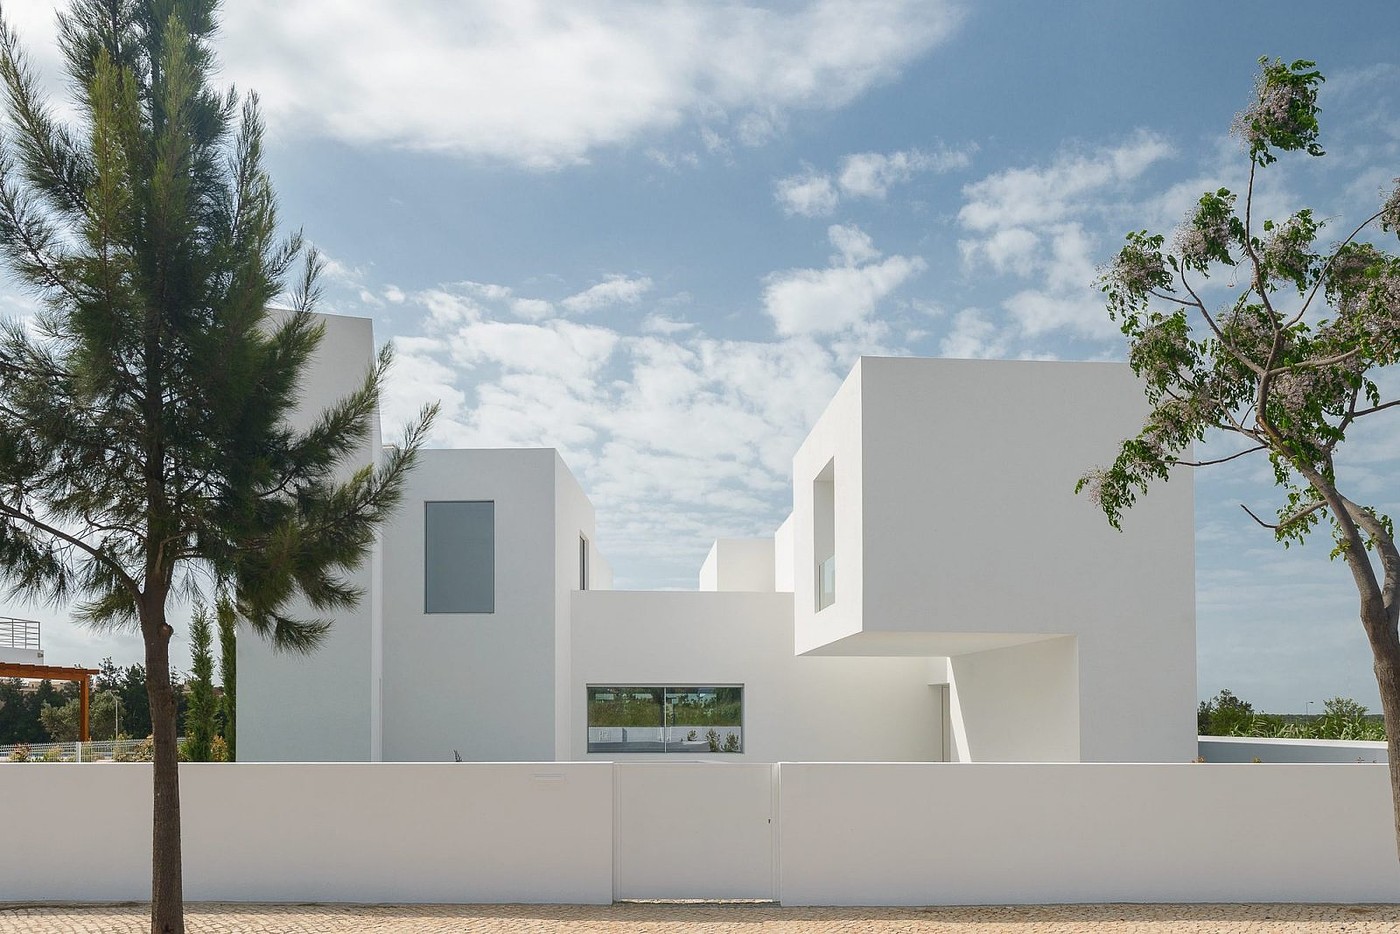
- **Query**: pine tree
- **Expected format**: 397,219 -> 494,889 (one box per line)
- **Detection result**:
0,2 -> 433,929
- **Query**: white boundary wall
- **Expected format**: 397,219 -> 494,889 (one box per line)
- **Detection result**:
1199,735 -> 1388,763
4,762 -> 1399,904
2,763 -> 614,903
778,763 -> 1400,905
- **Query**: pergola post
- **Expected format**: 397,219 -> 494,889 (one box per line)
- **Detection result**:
79,674 -> 91,743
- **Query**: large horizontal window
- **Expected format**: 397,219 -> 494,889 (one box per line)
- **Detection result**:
587,685 -> 743,754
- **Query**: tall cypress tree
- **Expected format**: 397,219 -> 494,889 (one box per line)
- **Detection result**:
0,2 -> 432,930
183,603 -> 214,761
215,594 -> 234,760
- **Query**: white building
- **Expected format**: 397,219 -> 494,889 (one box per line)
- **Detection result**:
241,314 -> 1195,764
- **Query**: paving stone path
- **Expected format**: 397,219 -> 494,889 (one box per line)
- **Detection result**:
2,902 -> 1399,933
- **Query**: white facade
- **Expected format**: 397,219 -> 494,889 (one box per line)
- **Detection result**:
240,313 -> 1195,764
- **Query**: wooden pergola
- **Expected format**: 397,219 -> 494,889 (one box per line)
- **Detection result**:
0,661 -> 102,741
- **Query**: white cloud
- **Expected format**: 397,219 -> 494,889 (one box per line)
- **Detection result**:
955,133 -> 1175,341
447,318 -> 619,387
205,0 -> 962,167
837,145 -> 973,198
1002,289 -> 1111,338
372,275 -> 911,586
827,224 -> 881,265
511,298 -> 555,321
939,308 -> 1006,358
958,227 -> 1038,276
11,1 -> 961,168
775,144 -> 973,216
763,227 -> 925,336
775,170 -> 840,217
560,275 -> 654,314
958,130 -> 1173,232
641,314 -> 696,335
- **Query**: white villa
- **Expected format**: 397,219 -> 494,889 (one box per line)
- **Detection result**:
240,313 -> 1196,765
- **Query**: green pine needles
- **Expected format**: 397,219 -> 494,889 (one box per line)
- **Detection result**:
0,1 -> 434,929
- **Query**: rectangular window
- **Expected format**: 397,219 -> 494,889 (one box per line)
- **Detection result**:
579,534 -> 589,591
586,685 -> 743,753
814,459 -> 835,611
424,501 -> 494,613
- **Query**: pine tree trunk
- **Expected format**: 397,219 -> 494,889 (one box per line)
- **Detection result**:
142,601 -> 184,934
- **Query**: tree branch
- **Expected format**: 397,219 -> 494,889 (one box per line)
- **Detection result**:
1175,444 -> 1266,468
0,498 -> 139,598
1353,398 -> 1400,420
1288,207 -> 1388,327
1179,271 -> 1264,376
1338,496 -> 1400,633
1239,498 -> 1326,531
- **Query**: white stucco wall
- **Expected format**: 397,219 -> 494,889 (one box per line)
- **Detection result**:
773,514 -> 794,593
379,449 -> 560,762
238,312 -> 381,763
777,762 -> 1398,905
1199,736 -> 1389,763
2,762 -> 614,903
7,762 -> 1396,905
791,357 -> 1196,763
554,455 -> 604,759
698,538 -> 776,592
570,590 -> 942,762
790,366 -> 865,654
946,636 -> 1079,762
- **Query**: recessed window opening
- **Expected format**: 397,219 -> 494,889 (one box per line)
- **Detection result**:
586,685 -> 743,753
424,500 -> 495,614
579,534 -> 589,591
814,458 -> 835,611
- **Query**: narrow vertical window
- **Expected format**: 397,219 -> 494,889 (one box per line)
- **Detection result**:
814,459 -> 835,611
579,534 -> 589,591
424,501 -> 495,613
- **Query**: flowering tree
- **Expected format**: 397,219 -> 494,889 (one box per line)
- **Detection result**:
1081,58 -> 1400,855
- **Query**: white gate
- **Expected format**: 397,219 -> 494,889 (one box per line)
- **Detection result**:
613,762 -> 777,900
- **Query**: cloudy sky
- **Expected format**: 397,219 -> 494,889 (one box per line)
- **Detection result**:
6,1 -> 1400,713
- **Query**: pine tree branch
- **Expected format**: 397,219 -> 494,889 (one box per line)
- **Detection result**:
0,497 -> 139,597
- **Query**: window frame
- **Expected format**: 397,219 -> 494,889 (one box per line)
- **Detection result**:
585,684 -> 745,754
423,499 -> 496,614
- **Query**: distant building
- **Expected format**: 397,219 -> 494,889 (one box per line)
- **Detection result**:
240,314 -> 1195,763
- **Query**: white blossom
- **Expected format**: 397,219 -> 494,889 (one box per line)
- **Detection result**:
1232,71 -> 1309,147
1104,247 -> 1165,296
1381,178 -> 1400,233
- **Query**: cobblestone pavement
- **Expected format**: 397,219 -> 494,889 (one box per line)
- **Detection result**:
2,902 -> 1399,933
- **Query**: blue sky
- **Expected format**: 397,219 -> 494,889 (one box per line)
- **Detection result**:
7,1 -> 1400,713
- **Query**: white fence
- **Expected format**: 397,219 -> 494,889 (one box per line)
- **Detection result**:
0,737 -> 156,762
2,761 -> 1398,905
